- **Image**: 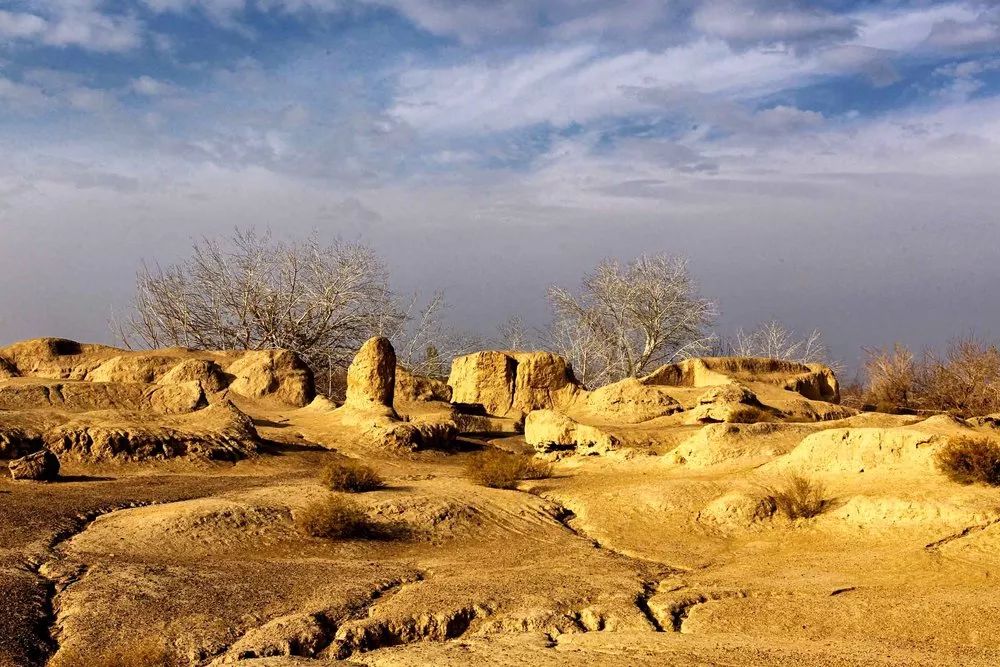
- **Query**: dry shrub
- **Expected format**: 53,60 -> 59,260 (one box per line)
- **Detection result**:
862,336 -> 1000,417
465,449 -> 553,489
920,336 -> 1000,417
296,495 -> 372,538
727,405 -> 769,424
767,474 -> 827,519
320,459 -> 383,492
62,637 -> 180,667
863,343 -> 916,412
935,436 -> 1000,486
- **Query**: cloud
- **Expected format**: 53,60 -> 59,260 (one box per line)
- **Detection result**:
0,10 -> 47,40
691,0 -> 858,51
924,12 -> 1000,52
0,76 -> 52,112
0,3 -> 142,53
391,41 -> 822,135
817,44 -> 899,87
131,75 -> 179,97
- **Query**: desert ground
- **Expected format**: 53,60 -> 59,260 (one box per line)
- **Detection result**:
2,336 -> 999,666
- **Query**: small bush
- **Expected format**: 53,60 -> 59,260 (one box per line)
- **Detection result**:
296,495 -> 372,538
767,474 -> 827,519
935,436 -> 1000,486
465,449 -> 553,489
727,405 -> 769,424
320,459 -> 384,492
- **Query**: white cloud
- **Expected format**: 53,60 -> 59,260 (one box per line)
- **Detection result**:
131,75 -> 179,97
692,0 -> 858,50
0,3 -> 142,53
392,41 -> 824,135
0,10 -> 47,39
0,76 -> 52,111
925,14 -> 1000,51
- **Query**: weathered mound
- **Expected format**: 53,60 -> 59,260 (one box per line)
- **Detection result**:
578,377 -> 682,424
448,351 -> 580,418
0,338 -> 314,407
347,337 -> 396,407
685,384 -> 770,424
8,449 -> 59,481
226,350 -> 314,407
0,378 -> 205,414
767,416 -> 977,475
524,409 -> 620,456
395,367 -> 452,403
641,357 -> 840,403
330,338 -> 456,452
44,400 -> 259,462
670,422 -> 818,467
699,491 -> 777,530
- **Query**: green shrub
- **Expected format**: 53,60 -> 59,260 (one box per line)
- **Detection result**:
935,436 -> 1000,486
320,459 -> 384,492
296,495 -> 372,538
768,474 -> 827,519
465,449 -> 552,489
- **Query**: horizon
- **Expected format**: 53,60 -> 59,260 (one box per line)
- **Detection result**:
1,1 -> 999,373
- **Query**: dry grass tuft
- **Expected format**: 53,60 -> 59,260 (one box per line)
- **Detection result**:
767,474 -> 827,519
465,449 -> 553,489
727,405 -> 769,424
296,494 -> 373,538
935,436 -> 1000,486
320,459 -> 384,492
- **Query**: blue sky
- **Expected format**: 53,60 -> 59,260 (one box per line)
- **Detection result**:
1,0 -> 999,369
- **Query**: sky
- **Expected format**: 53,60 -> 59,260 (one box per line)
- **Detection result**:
0,0 -> 998,373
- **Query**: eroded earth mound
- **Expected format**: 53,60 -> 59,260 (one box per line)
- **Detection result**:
2,338 -> 999,666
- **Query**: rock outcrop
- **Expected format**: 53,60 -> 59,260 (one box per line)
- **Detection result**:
44,401 -> 259,462
346,337 -> 396,407
524,409 -> 620,456
685,384 -> 769,424
8,449 -> 59,481
0,338 -> 315,408
226,350 -> 314,407
641,357 -> 840,404
331,338 -> 456,452
448,351 -> 579,418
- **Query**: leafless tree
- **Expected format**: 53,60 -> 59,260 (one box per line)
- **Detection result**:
385,291 -> 484,377
116,228 -> 405,384
733,320 -> 830,365
547,254 -> 717,387
496,315 -> 532,350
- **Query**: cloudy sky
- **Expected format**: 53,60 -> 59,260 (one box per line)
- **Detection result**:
0,0 -> 998,371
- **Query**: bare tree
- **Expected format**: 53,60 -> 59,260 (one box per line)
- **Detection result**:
547,254 -> 717,387
496,315 -> 532,350
385,291 -> 484,377
733,320 -> 830,365
116,228 -> 405,384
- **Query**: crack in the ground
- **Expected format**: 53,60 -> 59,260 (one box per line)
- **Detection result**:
635,581 -> 665,632
21,501 -> 158,667
211,571 -> 432,664
924,517 -> 1000,551
663,589 -> 750,633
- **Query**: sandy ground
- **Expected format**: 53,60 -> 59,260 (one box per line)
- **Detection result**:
3,392 -> 1000,667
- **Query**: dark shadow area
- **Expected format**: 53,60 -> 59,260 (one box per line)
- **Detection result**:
258,439 -> 328,455
56,475 -> 116,483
